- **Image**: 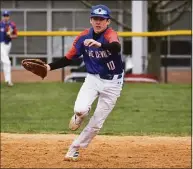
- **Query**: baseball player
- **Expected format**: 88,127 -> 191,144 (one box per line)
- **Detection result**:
0,10 -> 18,86
46,4 -> 124,161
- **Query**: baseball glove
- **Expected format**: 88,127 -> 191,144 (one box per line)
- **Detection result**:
21,59 -> 47,79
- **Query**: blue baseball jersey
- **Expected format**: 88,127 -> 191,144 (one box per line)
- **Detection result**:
0,20 -> 17,44
65,27 -> 124,75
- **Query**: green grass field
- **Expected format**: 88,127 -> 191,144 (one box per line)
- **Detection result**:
1,82 -> 191,136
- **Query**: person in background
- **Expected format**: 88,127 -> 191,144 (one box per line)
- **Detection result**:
0,10 -> 18,86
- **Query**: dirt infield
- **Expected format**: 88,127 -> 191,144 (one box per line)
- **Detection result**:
1,133 -> 191,168
0,69 -> 191,83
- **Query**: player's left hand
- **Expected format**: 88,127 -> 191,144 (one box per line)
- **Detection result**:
6,31 -> 11,36
84,39 -> 101,48
6,26 -> 13,36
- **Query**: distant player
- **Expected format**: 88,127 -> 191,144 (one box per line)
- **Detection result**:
0,11 -> 18,86
46,4 -> 124,161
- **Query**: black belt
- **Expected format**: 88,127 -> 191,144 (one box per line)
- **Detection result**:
99,74 -> 122,80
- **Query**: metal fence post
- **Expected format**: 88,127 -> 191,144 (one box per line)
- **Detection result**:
164,36 -> 168,83
164,54 -> 168,83
61,36 -> 65,82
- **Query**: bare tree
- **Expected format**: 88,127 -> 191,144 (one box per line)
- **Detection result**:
147,0 -> 190,81
81,0 -> 191,80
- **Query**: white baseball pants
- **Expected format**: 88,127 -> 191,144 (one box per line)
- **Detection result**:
0,42 -> 12,83
70,73 -> 124,149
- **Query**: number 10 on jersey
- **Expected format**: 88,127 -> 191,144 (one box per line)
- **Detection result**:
107,61 -> 115,70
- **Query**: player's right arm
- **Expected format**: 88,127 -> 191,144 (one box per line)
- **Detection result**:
46,29 -> 89,71
8,21 -> 18,39
102,28 -> 121,53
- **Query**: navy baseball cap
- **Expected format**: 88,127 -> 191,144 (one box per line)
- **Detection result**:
90,5 -> 111,19
2,10 -> 11,16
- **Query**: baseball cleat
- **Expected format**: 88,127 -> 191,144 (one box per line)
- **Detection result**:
64,150 -> 79,161
6,81 -> 14,87
69,113 -> 85,131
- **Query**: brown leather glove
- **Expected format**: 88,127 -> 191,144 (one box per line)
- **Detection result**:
21,59 -> 47,79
